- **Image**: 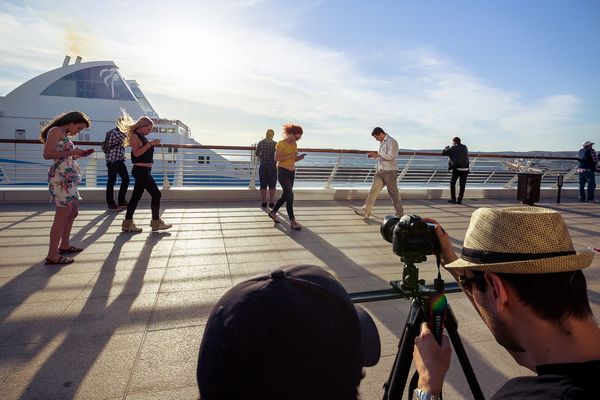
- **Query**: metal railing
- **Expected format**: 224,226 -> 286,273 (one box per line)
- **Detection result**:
0,139 -> 580,189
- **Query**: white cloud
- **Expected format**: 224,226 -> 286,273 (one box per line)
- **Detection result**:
0,3 -> 589,151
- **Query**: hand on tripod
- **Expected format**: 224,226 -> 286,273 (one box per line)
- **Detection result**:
413,322 -> 451,396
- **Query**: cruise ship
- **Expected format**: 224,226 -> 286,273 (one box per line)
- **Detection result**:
0,56 -> 245,186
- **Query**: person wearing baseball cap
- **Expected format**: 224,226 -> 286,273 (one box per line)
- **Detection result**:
412,206 -> 599,400
577,140 -> 597,202
197,264 -> 381,400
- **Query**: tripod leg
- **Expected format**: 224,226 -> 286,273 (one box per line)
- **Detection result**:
445,306 -> 485,400
382,300 -> 424,400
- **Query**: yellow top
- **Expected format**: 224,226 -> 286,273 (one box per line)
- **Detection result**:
276,139 -> 297,171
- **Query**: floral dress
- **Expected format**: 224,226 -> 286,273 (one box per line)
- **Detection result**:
48,135 -> 81,207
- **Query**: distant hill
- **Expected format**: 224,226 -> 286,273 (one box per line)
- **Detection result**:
401,149 -> 578,158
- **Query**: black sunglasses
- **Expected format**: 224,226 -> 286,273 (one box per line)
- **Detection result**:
458,273 -> 486,292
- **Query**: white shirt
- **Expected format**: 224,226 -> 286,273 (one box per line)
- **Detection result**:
377,134 -> 399,170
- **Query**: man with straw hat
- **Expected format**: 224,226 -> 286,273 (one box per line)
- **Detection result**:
412,206 -> 599,399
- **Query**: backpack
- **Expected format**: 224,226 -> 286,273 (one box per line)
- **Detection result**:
101,129 -> 114,153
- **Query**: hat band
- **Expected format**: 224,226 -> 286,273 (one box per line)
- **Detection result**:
461,248 -> 576,264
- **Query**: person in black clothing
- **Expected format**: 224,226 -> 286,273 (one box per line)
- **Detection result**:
576,140 -> 597,202
104,116 -> 130,211
412,207 -> 599,400
442,136 -> 469,204
121,114 -> 172,232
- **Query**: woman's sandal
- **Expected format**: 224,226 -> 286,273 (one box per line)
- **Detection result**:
268,211 -> 280,224
290,221 -> 302,231
58,246 -> 84,254
45,255 -> 74,265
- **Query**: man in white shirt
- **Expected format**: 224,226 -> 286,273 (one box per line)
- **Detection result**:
355,127 -> 404,218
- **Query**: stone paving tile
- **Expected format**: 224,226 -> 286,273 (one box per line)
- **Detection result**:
0,199 -> 598,399
126,326 -> 200,396
2,332 -> 145,400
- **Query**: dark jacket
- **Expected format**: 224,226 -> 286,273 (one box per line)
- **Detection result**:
442,143 -> 469,170
577,147 -> 596,170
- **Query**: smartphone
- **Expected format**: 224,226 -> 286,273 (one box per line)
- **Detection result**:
299,153 -> 307,157
82,149 -> 95,157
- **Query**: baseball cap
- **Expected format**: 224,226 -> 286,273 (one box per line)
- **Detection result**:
582,141 -> 594,146
197,264 -> 381,399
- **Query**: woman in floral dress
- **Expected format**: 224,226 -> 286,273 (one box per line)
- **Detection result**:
40,111 -> 91,264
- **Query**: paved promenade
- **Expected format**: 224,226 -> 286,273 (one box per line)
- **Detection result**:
0,198 -> 598,399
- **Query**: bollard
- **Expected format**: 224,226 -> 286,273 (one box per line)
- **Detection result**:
556,174 -> 564,204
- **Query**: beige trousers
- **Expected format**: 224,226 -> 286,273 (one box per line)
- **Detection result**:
362,169 -> 404,217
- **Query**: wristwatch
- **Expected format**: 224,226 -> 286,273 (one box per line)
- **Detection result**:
414,388 -> 442,400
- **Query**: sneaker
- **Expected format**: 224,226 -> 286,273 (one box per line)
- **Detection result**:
118,200 -> 128,209
457,199 -> 463,204
447,199 -> 457,204
261,202 -> 268,208
269,203 -> 275,208
594,248 -> 600,254
107,204 -> 120,212
122,219 -> 142,232
150,219 -> 172,231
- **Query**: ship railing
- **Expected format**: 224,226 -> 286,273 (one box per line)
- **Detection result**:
0,139 -> 580,189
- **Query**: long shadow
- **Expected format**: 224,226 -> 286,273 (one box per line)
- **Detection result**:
18,231 -> 170,399
268,200 -> 508,399
0,212 -> 118,325
0,210 -> 45,232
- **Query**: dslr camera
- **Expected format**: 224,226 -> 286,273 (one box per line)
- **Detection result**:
380,214 -> 440,264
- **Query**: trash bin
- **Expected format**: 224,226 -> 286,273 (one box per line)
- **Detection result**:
517,173 -> 542,206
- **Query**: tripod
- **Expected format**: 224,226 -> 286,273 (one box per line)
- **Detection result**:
350,262 -> 485,400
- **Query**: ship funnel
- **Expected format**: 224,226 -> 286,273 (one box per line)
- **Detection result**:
62,56 -> 71,67
75,56 -> 82,64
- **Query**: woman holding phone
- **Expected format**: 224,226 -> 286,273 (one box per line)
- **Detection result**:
121,113 -> 172,232
40,111 -> 92,264
268,123 -> 305,230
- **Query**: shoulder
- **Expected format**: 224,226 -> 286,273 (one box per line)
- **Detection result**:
492,373 -> 589,400
46,127 -> 65,143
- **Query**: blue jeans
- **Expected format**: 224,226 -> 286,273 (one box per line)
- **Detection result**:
106,160 -> 130,205
578,170 -> 596,201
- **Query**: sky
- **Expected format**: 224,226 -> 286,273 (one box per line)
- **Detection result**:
1,0 -> 599,151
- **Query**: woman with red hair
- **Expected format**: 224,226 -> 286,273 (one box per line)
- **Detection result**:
268,124 -> 305,230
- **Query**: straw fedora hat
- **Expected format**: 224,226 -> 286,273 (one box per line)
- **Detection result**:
445,206 -> 594,273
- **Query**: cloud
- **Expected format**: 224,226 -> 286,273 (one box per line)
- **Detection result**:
0,3 -> 588,151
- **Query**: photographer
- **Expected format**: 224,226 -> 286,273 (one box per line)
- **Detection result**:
413,206 -> 599,399
441,137 -> 469,204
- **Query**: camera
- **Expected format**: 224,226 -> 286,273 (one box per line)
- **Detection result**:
380,214 -> 440,264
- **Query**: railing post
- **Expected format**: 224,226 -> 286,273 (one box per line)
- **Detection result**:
397,155 -> 414,183
249,148 -> 257,189
324,152 -> 342,189
86,155 -> 97,188
161,146 -> 171,190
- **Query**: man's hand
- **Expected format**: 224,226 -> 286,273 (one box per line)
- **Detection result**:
367,151 -> 378,158
422,218 -> 459,267
413,323 -> 452,395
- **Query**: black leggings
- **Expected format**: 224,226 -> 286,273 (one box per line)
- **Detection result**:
272,168 -> 296,220
125,166 -> 161,220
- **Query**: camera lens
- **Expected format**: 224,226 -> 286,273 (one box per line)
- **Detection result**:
380,215 -> 400,243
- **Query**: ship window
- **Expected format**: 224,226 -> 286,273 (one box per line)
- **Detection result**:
198,155 -> 211,165
41,66 -> 136,101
